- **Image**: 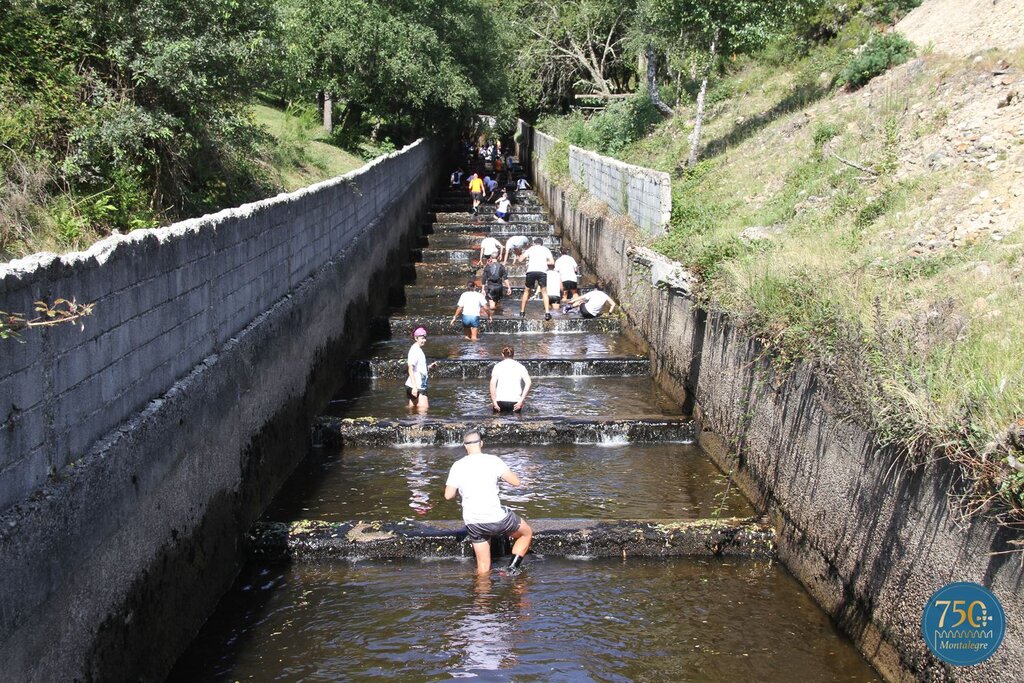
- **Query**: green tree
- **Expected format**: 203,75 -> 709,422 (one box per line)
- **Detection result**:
511,0 -> 637,111
635,0 -> 810,166
1,0 -> 279,252
279,0 -> 510,141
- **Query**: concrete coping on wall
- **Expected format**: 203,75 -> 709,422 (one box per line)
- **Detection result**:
0,139 -> 427,284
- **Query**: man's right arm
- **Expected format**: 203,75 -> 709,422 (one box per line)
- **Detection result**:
500,470 -> 521,487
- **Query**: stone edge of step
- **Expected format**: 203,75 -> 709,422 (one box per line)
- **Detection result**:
250,517 -> 776,561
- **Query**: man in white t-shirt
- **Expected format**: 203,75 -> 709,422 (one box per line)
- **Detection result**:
406,327 -> 436,411
502,235 -> 530,264
489,346 -> 532,413
517,237 -> 554,318
565,282 -> 617,319
451,281 -> 491,341
478,235 -> 502,264
554,251 -> 579,301
516,177 -> 530,190
445,429 -> 533,576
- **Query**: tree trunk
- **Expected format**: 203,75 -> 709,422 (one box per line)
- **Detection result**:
687,30 -> 719,168
646,45 -> 673,117
323,92 -> 333,133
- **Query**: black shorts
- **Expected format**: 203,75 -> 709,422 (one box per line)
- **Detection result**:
465,507 -> 522,543
405,386 -> 427,400
562,280 -> 578,292
471,192 -> 483,201
485,285 -> 504,301
494,400 -> 520,413
548,295 -> 561,305
525,271 -> 546,289
580,307 -> 597,319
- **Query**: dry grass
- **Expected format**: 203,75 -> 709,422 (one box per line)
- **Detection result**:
541,44 -> 1024,522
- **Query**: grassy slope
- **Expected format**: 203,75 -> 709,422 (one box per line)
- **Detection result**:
251,104 -> 368,191
541,47 -> 1024,513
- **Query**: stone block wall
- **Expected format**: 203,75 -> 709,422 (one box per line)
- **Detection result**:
517,119 -> 671,236
0,139 -> 439,680
0,140 -> 430,513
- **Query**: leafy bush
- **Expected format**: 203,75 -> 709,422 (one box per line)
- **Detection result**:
837,32 -> 916,90
563,94 -> 662,156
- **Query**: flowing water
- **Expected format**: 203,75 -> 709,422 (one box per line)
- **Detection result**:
169,167 -> 880,681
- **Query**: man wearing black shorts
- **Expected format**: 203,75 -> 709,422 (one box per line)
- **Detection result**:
481,254 -> 511,314
445,430 -> 533,575
517,237 -> 554,318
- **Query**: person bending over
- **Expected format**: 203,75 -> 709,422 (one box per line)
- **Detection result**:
490,346 -> 532,413
445,430 -> 532,576
481,254 -> 511,314
564,282 -> 617,318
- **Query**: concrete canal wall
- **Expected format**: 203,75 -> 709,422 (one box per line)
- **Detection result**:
0,139 -> 439,681
519,124 -> 671,236
520,122 -> 1023,682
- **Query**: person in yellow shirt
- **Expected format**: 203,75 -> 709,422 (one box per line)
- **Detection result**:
467,173 -> 485,215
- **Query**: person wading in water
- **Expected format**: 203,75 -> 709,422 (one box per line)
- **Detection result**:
445,429 -> 533,576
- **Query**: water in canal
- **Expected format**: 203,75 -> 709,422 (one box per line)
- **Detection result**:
169,169 -> 879,681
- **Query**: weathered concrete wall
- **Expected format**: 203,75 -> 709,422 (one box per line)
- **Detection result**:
0,139 -> 439,681
529,132 -> 1023,682
518,119 -> 671,236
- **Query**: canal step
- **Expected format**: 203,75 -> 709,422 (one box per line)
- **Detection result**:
268,441 -> 750,523
324,375 -> 677,419
249,518 -> 775,562
436,191 -> 539,204
414,248 -> 571,264
349,357 -> 650,379
315,416 -> 691,446
427,222 -> 557,235
418,233 -> 562,249
401,284 -> 588,301
381,314 -> 619,336
428,205 -> 548,216
363,332 -> 645,359
408,261 -> 569,279
432,211 -> 547,223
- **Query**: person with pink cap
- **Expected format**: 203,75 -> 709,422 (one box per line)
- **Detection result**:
406,327 -> 436,411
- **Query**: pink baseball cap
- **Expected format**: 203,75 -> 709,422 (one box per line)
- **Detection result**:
413,327 -> 428,338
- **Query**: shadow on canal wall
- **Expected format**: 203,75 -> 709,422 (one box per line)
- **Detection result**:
0,140 -> 439,681
519,122 -> 1023,682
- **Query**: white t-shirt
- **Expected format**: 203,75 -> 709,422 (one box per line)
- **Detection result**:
480,236 -> 502,256
582,290 -> 611,316
516,178 -> 529,190
555,254 -> 578,282
457,291 -> 488,317
406,343 -> 428,390
491,358 -> 530,402
496,197 -> 511,214
523,244 -> 554,273
546,269 -> 561,295
446,453 -> 509,524
505,235 -> 529,251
